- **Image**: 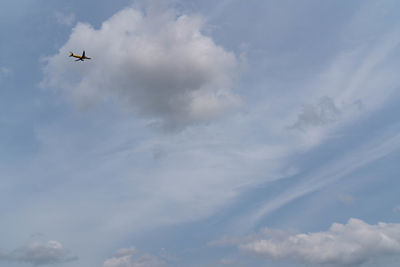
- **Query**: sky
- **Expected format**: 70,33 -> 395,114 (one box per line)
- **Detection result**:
1,0 -> 400,266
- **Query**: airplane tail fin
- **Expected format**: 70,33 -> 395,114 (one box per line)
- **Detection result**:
69,52 -> 73,57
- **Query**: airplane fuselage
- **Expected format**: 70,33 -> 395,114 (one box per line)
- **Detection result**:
69,51 -> 91,61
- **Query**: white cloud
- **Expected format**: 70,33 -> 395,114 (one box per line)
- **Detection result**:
0,240 -> 77,265
42,5 -> 241,129
54,11 -> 76,26
103,255 -> 132,267
240,218 -> 400,266
103,247 -> 164,267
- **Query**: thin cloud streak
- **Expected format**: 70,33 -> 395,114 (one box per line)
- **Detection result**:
236,126 -> 400,230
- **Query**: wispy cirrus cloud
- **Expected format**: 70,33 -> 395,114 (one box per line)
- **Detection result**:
232,123 -> 400,232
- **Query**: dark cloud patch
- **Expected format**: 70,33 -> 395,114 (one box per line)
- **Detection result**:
0,240 -> 78,266
292,96 -> 340,130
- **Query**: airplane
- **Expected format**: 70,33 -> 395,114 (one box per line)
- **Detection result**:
69,50 -> 91,61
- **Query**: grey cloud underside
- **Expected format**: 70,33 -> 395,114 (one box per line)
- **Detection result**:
0,241 -> 77,266
42,6 -> 241,129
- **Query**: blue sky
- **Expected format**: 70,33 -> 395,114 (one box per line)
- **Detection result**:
1,0 -> 400,266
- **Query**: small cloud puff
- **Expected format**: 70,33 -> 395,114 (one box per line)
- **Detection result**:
103,246 -> 164,267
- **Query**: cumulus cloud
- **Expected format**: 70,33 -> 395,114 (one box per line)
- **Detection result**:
103,255 -> 133,267
0,240 -> 78,266
240,218 -> 400,266
103,247 -> 164,267
42,4 -> 241,129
